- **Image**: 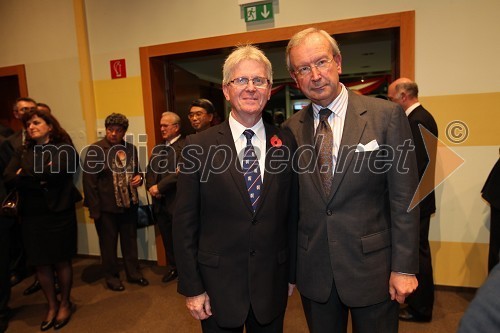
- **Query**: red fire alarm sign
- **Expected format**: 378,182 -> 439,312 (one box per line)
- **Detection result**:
110,59 -> 127,79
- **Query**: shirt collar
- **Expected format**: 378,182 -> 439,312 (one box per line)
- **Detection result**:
405,102 -> 421,116
228,112 -> 265,144
312,83 -> 348,118
167,134 -> 181,145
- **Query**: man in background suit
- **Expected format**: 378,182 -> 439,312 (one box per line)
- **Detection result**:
173,45 -> 297,332
388,78 -> 438,322
482,154 -> 500,272
0,136 -> 15,333
0,97 -> 43,296
145,111 -> 185,283
283,28 -> 419,333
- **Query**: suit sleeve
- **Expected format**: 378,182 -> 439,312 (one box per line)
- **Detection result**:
172,136 -> 205,296
386,106 -> 420,274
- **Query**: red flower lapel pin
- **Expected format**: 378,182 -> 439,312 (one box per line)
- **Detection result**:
270,135 -> 282,148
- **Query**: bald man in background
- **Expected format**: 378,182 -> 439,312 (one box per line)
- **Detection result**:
388,78 -> 438,322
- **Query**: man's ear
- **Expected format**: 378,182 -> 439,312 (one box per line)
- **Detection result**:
334,54 -> 342,74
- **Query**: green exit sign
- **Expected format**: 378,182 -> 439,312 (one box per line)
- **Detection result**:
244,2 -> 273,22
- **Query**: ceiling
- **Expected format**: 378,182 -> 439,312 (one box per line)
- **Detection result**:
172,28 -> 397,84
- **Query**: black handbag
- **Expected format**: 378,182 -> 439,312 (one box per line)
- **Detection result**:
1,189 -> 19,217
137,186 -> 155,228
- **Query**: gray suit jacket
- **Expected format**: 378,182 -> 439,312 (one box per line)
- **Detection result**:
283,91 -> 419,307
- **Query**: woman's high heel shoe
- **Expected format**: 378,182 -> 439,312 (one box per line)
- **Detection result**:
40,317 -> 55,331
53,302 -> 75,330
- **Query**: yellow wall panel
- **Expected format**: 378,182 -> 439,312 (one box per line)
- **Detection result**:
431,240 -> 488,288
421,92 -> 500,147
93,77 -> 144,119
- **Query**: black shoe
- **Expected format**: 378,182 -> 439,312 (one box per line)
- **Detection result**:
23,279 -> 41,296
53,303 -> 74,330
106,281 -> 125,292
162,269 -> 178,283
399,308 -> 432,322
40,317 -> 55,331
127,277 -> 149,286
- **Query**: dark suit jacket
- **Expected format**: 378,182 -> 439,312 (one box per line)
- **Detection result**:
173,120 -> 298,327
283,91 -> 419,307
408,105 -> 438,218
145,137 -> 185,216
82,138 -> 141,219
483,158 -> 500,210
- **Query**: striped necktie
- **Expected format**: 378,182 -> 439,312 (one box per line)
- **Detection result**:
242,129 -> 262,212
315,108 -> 334,195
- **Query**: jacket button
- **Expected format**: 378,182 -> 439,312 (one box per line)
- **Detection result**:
250,250 -> 256,256
326,209 -> 333,216
251,218 -> 257,225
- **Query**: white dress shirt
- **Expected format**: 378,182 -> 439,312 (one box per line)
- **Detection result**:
228,112 -> 266,181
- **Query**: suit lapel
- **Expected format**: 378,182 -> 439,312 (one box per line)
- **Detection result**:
216,121 -> 254,213
255,123 -> 277,214
329,93 -> 367,202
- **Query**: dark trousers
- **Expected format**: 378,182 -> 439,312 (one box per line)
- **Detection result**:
301,279 -> 399,333
201,306 -> 284,333
0,220 -> 13,314
488,206 -> 500,272
406,215 -> 434,317
156,210 -> 175,269
94,209 -> 142,281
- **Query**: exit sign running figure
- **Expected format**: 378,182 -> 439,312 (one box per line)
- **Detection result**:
244,2 -> 273,22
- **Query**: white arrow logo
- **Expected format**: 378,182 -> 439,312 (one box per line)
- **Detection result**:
261,5 -> 270,18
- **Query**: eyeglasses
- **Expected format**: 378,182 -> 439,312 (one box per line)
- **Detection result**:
15,107 -> 36,112
228,77 -> 270,89
294,58 -> 334,77
160,123 -> 178,128
188,112 -> 207,119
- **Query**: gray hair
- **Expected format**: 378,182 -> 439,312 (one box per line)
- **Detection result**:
162,111 -> 181,128
222,44 -> 273,85
395,81 -> 419,99
286,28 -> 341,72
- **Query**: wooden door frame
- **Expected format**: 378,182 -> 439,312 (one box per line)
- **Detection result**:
140,11 -> 414,151
0,64 -> 28,96
139,11 -> 415,264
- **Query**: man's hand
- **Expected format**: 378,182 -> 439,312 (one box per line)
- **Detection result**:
148,184 -> 161,198
389,272 -> 418,304
288,283 -> 295,296
186,292 -> 212,320
130,174 -> 142,187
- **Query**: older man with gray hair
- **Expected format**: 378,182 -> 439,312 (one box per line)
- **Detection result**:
145,111 -> 184,283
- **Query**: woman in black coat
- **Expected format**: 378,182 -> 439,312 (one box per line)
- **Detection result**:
4,109 -> 81,331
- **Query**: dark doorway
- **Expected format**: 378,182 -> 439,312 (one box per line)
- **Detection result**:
0,65 -> 29,133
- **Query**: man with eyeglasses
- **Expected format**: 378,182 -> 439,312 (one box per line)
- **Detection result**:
188,98 -> 215,133
174,45 -> 298,333
145,111 -> 184,284
282,28 -> 420,333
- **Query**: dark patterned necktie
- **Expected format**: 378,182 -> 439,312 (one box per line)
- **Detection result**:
315,108 -> 333,195
242,129 -> 262,212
